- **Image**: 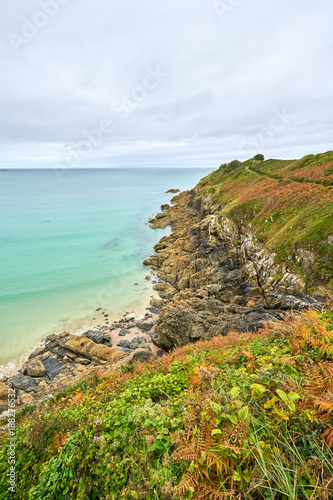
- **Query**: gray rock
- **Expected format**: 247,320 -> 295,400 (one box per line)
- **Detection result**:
119,329 -> 129,336
129,337 -> 147,349
42,357 -> 64,380
156,350 -> 164,358
83,330 -> 111,345
11,374 -> 37,392
131,349 -> 154,362
117,340 -> 131,349
136,321 -> 153,332
116,348 -> 133,354
146,306 -> 161,314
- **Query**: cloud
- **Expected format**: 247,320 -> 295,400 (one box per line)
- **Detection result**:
0,0 -> 332,167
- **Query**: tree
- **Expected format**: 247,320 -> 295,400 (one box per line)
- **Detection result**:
254,154 -> 264,161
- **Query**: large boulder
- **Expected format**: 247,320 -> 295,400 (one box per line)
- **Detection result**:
26,359 -> 46,377
84,330 -> 111,345
42,357 -> 64,380
63,336 -> 128,363
0,382 -> 10,400
11,374 -> 37,392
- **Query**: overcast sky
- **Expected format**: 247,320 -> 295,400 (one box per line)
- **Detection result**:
1,0 -> 332,168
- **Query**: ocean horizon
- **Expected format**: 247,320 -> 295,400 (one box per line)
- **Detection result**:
0,167 -> 210,371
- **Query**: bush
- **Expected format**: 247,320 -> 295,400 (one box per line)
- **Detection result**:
253,154 -> 264,161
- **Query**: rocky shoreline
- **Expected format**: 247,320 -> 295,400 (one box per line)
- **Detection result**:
0,185 -> 326,417
143,189 -> 325,350
0,307 -> 164,416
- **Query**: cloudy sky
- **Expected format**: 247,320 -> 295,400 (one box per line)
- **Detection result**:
1,0 -> 332,168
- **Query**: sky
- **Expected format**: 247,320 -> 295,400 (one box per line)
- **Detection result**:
0,0 -> 332,168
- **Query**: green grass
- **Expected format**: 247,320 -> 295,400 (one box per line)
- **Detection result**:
197,152 -> 333,288
1,309 -> 333,499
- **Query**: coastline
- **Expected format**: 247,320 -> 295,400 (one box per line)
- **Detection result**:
1,173 -> 329,416
0,283 -> 160,380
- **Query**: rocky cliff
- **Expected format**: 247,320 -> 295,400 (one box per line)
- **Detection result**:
144,187 -> 326,351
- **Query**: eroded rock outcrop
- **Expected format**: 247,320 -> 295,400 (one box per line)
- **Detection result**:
144,191 -> 319,350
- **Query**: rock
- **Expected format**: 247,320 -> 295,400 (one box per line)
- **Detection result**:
150,298 -> 165,308
131,349 -> 154,362
44,333 -> 58,343
116,348 -> 133,354
161,204 -> 170,211
136,321 -> 153,332
26,359 -> 46,377
156,350 -> 164,358
145,275 -> 150,280
63,356 -> 72,364
0,382 -> 10,400
129,337 -> 148,349
165,188 -> 180,193
117,340 -> 131,349
84,330 -> 109,345
11,374 -> 37,393
119,329 -> 129,336
28,346 -> 46,360
74,358 -> 91,365
124,314 -> 135,323
296,248 -> 316,271
63,336 -> 128,363
42,357 -> 64,380
19,393 -> 35,406
146,306 -> 161,314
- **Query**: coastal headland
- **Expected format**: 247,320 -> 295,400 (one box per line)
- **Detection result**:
1,152 -> 332,416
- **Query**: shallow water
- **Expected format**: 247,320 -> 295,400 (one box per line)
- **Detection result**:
0,167 -> 209,367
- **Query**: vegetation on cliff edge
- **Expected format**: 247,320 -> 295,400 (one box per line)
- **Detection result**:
1,308 -> 333,499
198,151 -> 333,290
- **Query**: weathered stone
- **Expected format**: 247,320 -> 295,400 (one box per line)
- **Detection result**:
146,306 -> 161,314
26,359 -> 46,377
144,190 -> 316,350
63,336 -> 128,363
129,337 -> 147,349
136,321 -> 153,332
117,340 -> 131,349
131,349 -> 154,362
119,329 -> 129,336
42,357 -> 64,380
11,374 -> 37,392
124,314 -> 135,322
74,358 -> 91,365
84,330 -> 111,345
19,393 -> 35,406
0,382 -> 11,400
28,346 -> 46,360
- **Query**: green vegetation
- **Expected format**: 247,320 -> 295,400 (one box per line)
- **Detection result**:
1,309 -> 333,499
199,151 -> 333,288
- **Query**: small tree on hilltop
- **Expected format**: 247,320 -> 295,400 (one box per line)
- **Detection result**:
253,154 -> 265,161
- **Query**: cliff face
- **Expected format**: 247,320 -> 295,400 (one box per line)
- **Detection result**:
144,189 -> 324,351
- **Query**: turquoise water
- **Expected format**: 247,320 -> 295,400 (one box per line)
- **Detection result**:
0,167 -> 209,367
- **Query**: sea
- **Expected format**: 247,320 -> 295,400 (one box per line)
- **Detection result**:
0,167 -> 210,372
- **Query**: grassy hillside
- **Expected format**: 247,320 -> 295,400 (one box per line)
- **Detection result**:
1,308 -> 333,499
198,152 -> 333,291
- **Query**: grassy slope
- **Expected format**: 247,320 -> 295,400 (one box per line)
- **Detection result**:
1,309 -> 333,499
198,152 -> 333,290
